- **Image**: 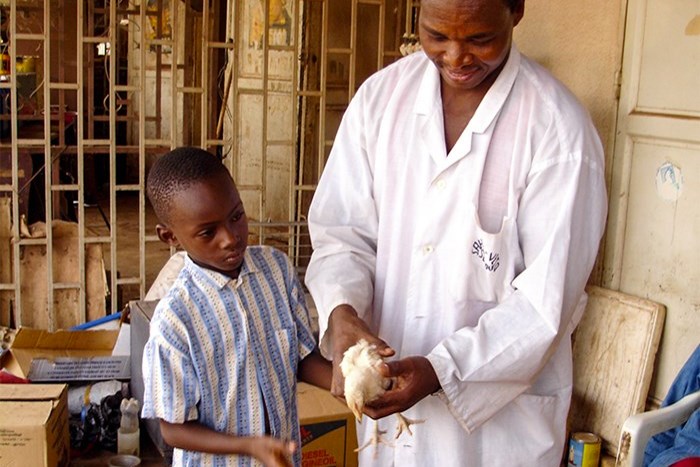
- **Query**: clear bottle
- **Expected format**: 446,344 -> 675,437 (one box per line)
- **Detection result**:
117,398 -> 140,457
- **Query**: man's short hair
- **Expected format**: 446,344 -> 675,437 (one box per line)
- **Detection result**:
503,0 -> 521,12
147,147 -> 229,223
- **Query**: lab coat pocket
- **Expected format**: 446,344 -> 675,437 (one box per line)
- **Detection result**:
485,393 -> 562,465
449,222 -> 511,305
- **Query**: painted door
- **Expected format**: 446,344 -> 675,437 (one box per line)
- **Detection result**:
603,0 -> 700,397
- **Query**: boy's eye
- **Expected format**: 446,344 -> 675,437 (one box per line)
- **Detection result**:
198,229 -> 214,238
232,211 -> 244,222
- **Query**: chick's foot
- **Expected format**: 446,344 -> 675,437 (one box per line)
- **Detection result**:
355,420 -> 394,459
394,412 -> 425,439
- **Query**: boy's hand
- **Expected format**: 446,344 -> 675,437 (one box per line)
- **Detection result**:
248,437 -> 296,467
326,304 -> 394,398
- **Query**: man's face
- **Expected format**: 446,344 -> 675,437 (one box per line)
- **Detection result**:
418,0 -> 523,93
157,173 -> 249,279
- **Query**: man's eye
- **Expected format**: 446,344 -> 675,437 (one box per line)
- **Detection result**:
471,36 -> 494,45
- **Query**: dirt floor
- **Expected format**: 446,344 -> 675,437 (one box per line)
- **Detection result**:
84,192 -> 172,311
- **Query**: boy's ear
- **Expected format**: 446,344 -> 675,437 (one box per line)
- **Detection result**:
156,224 -> 179,247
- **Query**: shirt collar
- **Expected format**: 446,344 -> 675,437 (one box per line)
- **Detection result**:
414,45 -> 521,134
182,250 -> 258,289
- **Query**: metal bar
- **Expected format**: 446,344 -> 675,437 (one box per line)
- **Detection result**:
14,33 -> 43,40
170,0 -> 177,150
318,0 -> 328,179
209,41 -> 236,49
53,283 -> 81,289
44,0 -> 55,330
115,184 -> 141,191
349,0 -> 357,97
16,138 -> 46,145
177,86 -> 204,93
116,277 -> 142,285
139,0 -> 149,299
326,47 -> 353,54
261,0 -> 270,224
84,236 -> 112,244
297,90 -> 323,98
149,39 -> 172,47
82,37 -> 110,44
154,0 -> 163,141
77,0 -> 87,323
9,4 -> 32,322
49,83 -> 80,90
144,139 -> 171,145
114,85 -> 140,92
109,0 -> 118,314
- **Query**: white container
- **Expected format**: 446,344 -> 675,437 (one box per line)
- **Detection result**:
117,427 -> 140,457
108,454 -> 141,467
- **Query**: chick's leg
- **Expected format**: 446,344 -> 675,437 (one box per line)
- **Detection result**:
354,420 -> 394,459
394,412 -> 425,439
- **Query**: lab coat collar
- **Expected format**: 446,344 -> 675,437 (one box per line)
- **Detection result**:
413,45 -> 521,135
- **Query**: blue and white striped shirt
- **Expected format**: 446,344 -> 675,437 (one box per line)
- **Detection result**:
141,246 -> 316,467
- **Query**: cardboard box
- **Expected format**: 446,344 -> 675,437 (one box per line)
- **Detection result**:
130,300 -> 358,467
298,382 -> 358,467
0,384 -> 70,467
0,327 -> 130,382
129,300 -> 173,463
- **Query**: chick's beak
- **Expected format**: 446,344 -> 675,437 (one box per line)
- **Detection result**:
351,402 -> 363,421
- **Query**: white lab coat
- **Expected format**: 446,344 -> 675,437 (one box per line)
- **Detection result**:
305,47 -> 608,466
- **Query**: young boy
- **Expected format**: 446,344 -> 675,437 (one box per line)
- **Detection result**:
142,147 -> 331,467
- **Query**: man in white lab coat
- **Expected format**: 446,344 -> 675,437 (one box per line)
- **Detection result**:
305,0 -> 608,465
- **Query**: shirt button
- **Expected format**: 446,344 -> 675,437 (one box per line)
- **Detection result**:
423,245 -> 434,254
437,180 -> 446,190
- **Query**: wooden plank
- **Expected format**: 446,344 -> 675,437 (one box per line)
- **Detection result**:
0,198 -> 11,326
19,220 -> 107,330
569,285 -> 665,457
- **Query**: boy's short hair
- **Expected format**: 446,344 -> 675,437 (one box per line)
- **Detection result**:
147,147 -> 230,223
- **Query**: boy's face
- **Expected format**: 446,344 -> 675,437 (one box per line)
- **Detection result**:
156,172 -> 249,279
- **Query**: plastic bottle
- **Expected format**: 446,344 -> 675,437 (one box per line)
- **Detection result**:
117,398 -> 140,457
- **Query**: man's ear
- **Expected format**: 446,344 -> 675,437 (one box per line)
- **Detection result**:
156,224 -> 179,247
513,0 -> 525,27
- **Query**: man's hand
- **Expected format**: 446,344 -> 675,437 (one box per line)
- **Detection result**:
363,356 -> 441,419
326,304 -> 394,397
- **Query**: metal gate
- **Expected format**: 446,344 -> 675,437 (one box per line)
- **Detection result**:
0,0 -> 414,330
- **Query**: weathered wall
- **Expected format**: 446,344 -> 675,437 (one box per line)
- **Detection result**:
515,1 -> 697,405
514,0 -> 625,182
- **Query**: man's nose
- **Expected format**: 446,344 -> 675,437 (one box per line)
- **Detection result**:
444,42 -> 473,67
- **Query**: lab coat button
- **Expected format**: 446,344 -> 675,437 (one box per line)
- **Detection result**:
423,245 -> 434,254
436,180 -> 446,190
